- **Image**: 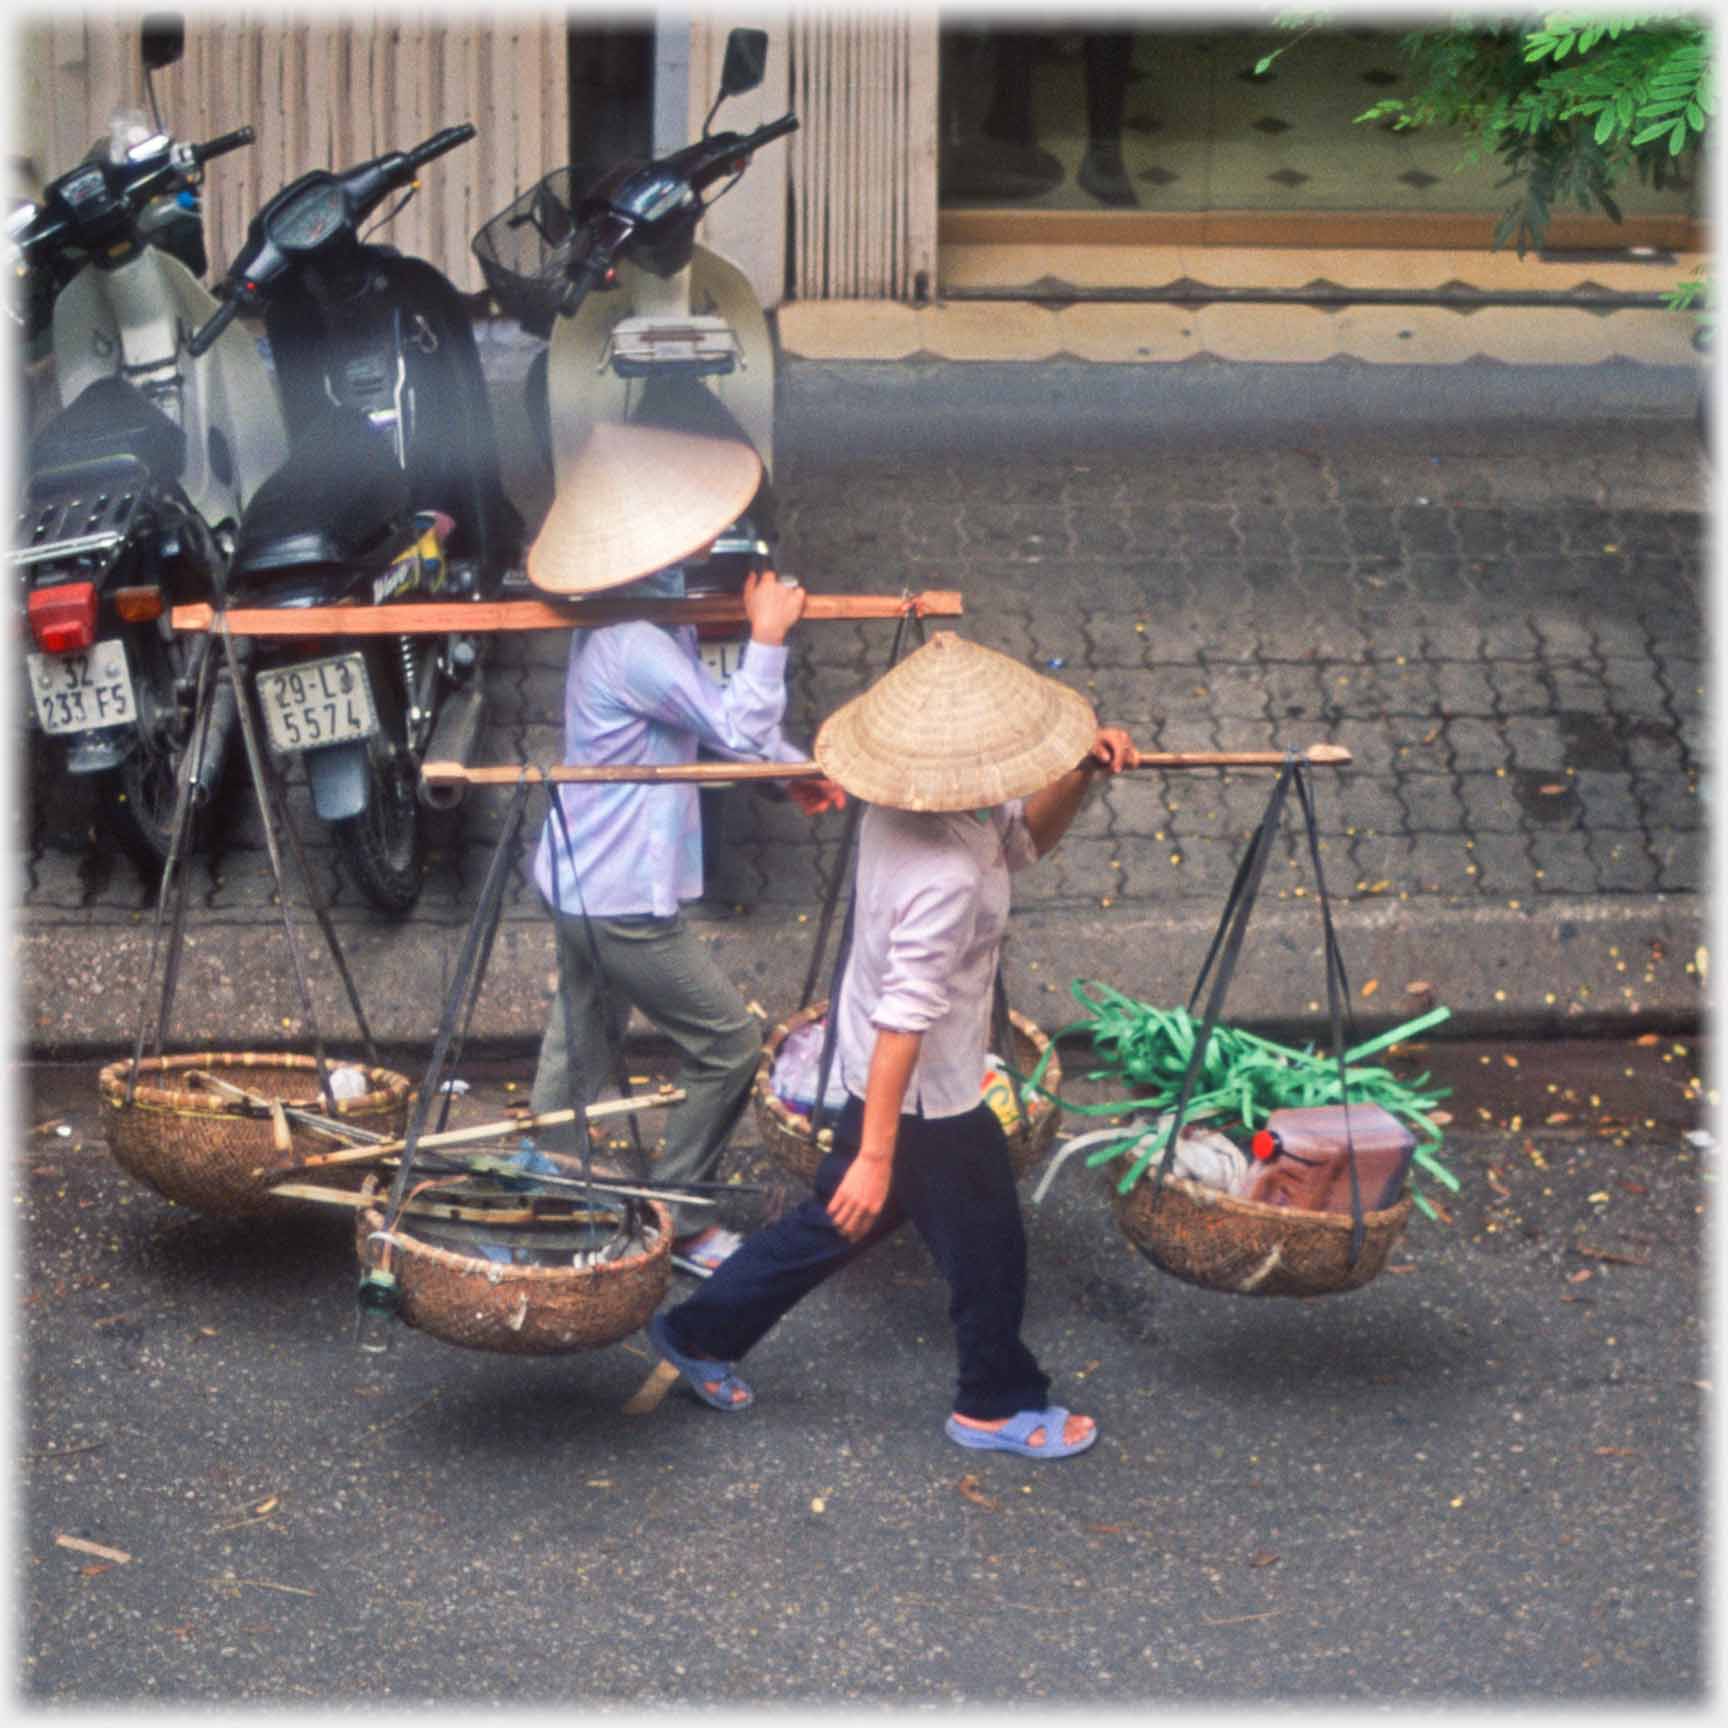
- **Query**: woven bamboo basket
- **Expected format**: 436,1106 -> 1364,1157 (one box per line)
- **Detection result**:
752,1000 -> 1063,1184
355,1176 -> 671,1355
1111,1169 -> 1414,1299
98,1052 -> 412,1219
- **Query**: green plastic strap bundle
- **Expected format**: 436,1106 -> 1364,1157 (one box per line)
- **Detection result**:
1021,984 -> 1462,1219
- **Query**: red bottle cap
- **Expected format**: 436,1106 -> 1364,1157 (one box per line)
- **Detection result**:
1250,1129 -> 1278,1162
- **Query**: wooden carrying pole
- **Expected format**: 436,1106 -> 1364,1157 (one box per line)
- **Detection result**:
170,590 -> 964,638
421,744 -> 1354,789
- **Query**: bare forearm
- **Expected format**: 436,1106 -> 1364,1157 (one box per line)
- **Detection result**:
1023,727 -> 1136,856
826,1026 -> 922,1241
858,1028 -> 923,1164
1022,765 -> 1096,857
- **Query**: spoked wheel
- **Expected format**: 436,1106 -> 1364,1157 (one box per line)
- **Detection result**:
331,729 -> 425,914
97,732 -> 190,876
95,634 -> 224,878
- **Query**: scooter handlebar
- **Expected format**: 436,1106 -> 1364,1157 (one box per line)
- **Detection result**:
746,112 -> 801,150
409,124 -> 477,173
186,292 -> 241,359
686,113 -> 799,193
193,126 -> 256,167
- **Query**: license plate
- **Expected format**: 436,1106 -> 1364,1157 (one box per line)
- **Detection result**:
27,640 -> 137,735
257,653 -> 378,752
698,641 -> 742,683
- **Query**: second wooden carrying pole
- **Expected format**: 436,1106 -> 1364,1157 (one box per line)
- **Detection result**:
422,744 -> 1355,790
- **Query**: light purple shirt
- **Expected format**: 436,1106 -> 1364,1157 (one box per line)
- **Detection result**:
833,800 -> 1039,1120
533,620 -> 803,918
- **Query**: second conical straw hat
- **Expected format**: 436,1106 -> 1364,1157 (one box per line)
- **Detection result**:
526,419 -> 763,596
814,632 -> 1099,812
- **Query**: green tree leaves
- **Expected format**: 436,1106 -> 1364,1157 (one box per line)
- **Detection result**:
1282,12 -> 1711,256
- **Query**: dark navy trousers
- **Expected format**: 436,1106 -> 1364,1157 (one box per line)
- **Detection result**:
662,1095 -> 1051,1420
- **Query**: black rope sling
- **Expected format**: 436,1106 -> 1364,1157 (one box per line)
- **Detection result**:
1138,753 -> 1371,1267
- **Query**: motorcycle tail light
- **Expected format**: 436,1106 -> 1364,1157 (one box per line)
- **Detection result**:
113,584 -> 164,623
27,582 -> 98,653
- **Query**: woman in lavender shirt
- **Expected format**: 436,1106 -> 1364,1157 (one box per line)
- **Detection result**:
651,633 -> 1135,1460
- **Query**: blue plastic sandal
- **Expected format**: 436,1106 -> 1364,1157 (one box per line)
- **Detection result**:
944,1407 -> 1097,1459
648,1312 -> 754,1412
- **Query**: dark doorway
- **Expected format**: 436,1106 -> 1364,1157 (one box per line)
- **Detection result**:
567,20 -> 655,176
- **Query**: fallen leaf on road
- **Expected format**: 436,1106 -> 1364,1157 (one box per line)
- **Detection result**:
1635,1033 -> 1660,1047
55,1535 -> 131,1564
957,1475 -> 1000,1512
208,1577 -> 316,1597
1572,1244 -> 1649,1267
1361,979 -> 1379,999
253,1496 -> 279,1517
1406,980 -> 1433,995
1568,1269 -> 1594,1283
1248,1550 -> 1280,1569
1594,1447 -> 1636,1458
1385,1262 -> 1417,1274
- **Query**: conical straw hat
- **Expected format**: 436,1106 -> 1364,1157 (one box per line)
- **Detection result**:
814,632 -> 1099,811
526,419 -> 763,596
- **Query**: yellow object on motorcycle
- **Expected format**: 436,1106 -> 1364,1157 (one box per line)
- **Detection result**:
373,510 -> 455,604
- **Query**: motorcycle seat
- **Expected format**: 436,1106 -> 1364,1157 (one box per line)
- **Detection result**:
29,376 -> 186,490
231,407 -> 414,579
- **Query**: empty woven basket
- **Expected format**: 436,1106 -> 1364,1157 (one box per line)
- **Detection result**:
98,1052 -> 411,1219
354,1175 -> 672,1355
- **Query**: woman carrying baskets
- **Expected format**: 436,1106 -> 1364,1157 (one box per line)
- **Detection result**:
651,633 -> 1134,1460
524,389 -> 843,1278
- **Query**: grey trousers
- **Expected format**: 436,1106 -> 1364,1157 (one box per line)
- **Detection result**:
529,905 -> 762,1236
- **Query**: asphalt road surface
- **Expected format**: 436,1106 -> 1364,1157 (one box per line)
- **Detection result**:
14,1034 -> 1708,1706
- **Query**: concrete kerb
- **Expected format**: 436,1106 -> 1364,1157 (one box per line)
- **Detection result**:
18,892 -> 1702,1062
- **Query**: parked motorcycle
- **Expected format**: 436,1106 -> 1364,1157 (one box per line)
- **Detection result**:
8,17 -> 286,872
189,123 -> 524,913
473,28 -> 794,900
473,23 -> 790,615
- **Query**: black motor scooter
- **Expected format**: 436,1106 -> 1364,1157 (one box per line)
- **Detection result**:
473,27 -> 796,903
8,16 -> 280,873
189,124 -> 523,913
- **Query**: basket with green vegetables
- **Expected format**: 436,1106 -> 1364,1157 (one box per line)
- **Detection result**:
1023,982 -> 1462,1221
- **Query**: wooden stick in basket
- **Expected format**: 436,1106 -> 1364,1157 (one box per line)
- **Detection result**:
170,590 -> 964,638
422,743 -> 1352,790
290,1095 -> 683,1173
268,1182 -> 622,1228
186,1069 -> 384,1148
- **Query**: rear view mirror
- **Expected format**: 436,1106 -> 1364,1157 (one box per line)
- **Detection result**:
720,29 -> 768,99
140,14 -> 185,73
